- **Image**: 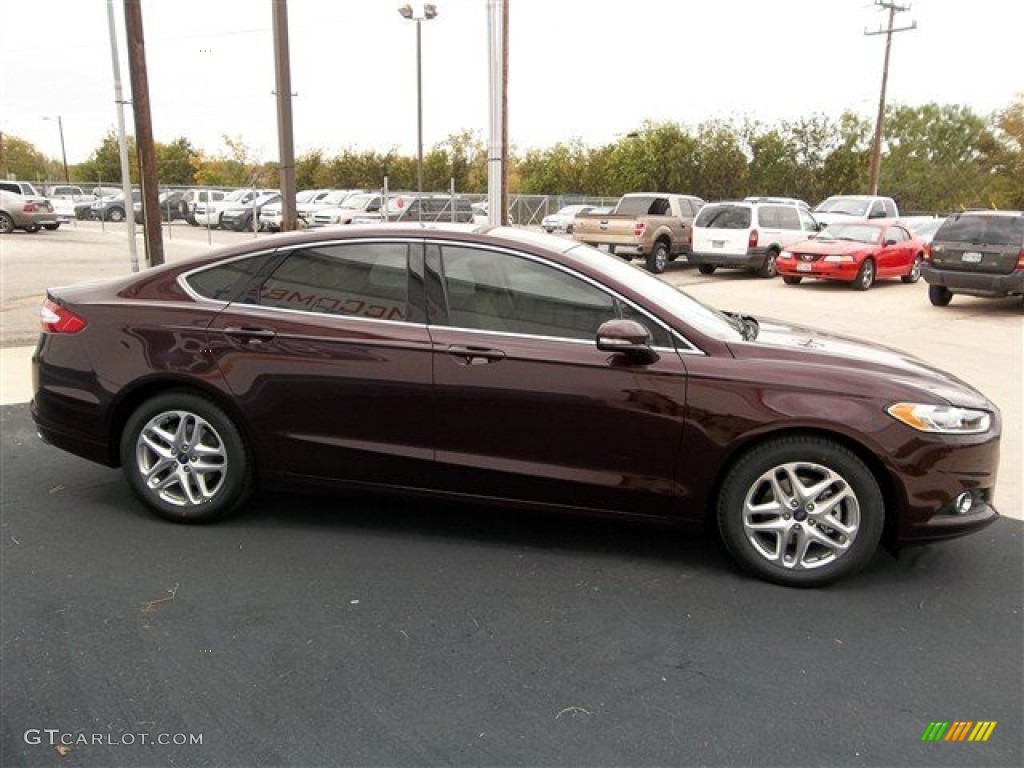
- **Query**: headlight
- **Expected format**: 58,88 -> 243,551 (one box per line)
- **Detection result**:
824,254 -> 855,263
887,403 -> 992,434
780,250 -> 793,260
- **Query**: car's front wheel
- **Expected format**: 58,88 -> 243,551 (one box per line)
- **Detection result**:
0,212 -> 14,234
717,436 -> 884,587
44,223 -> 60,231
782,275 -> 803,285
121,391 -> 252,523
928,284 -> 953,306
107,206 -> 125,223
853,259 -> 875,290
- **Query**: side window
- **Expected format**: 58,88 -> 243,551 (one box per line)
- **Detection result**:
776,206 -> 801,230
758,206 -> 780,229
884,199 -> 897,217
798,209 -> 818,231
889,226 -> 909,243
186,254 -> 276,302
438,246 -> 673,346
869,201 -> 886,218
258,243 -> 409,322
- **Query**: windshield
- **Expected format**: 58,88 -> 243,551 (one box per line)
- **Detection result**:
818,223 -> 882,243
295,190 -> 319,204
223,189 -> 251,202
813,197 -> 869,216
566,242 -> 743,342
342,193 -> 377,210
321,190 -> 351,205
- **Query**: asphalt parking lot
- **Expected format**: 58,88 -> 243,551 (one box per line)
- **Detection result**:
1,222 -> 1022,767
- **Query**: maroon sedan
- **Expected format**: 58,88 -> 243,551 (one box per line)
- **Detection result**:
31,225 -> 1000,587
777,221 -> 926,290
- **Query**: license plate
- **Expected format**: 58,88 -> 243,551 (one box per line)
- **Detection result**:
796,263 -> 813,272
712,240 -> 725,248
962,251 -> 983,263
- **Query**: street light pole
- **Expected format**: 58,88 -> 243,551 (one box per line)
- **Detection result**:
398,4 -> 437,198
44,116 -> 69,183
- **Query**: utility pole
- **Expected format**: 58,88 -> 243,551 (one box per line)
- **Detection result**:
106,0 -> 139,273
272,0 -> 298,231
865,0 -> 916,195
124,0 -> 165,267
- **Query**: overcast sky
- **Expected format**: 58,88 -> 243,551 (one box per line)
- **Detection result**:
2,0 -> 1021,166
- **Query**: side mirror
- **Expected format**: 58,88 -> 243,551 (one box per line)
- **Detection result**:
884,238 -> 897,246
596,319 -> 658,363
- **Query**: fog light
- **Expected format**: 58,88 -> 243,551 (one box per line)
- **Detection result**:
954,492 -> 974,515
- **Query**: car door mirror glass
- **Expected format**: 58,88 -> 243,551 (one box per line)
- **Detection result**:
596,319 -> 658,363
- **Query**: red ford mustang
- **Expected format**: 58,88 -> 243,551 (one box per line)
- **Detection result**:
778,221 -> 926,290
31,225 -> 1000,587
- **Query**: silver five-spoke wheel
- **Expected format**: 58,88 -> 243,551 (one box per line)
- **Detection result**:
122,391 -> 251,523
718,436 -> 883,587
742,461 -> 860,570
136,410 -> 228,507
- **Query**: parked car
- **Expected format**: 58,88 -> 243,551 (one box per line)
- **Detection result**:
811,195 -> 899,227
572,193 -> 706,273
76,196 -> 110,220
261,189 -> 337,231
690,199 -> 820,277
0,190 -> 52,233
900,216 -> 946,246
0,181 -> 59,229
351,194 -> 475,224
744,196 -> 810,210
193,188 -> 273,229
923,210 -> 1024,306
307,190 -> 373,226
133,190 -> 189,224
181,189 -> 227,225
219,192 -> 281,232
89,191 -> 140,222
45,185 -> 94,221
777,221 -> 925,290
542,204 -> 597,234
31,225 -> 1001,588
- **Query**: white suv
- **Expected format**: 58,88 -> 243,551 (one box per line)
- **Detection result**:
690,200 -> 821,277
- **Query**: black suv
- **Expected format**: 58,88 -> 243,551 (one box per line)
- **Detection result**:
923,211 -> 1024,305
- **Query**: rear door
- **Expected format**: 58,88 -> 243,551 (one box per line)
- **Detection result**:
206,238 -> 435,488
693,204 -> 752,256
425,240 -> 689,517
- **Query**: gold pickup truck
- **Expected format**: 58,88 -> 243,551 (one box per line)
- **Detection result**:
572,192 -> 706,273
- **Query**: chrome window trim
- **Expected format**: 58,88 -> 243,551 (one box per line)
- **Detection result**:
424,238 -> 704,355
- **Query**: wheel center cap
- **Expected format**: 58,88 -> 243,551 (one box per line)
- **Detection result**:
794,508 -> 808,522
177,453 -> 189,465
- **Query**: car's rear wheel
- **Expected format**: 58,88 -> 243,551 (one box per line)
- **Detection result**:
121,391 -> 252,524
646,241 -> 669,274
902,255 -> 923,284
758,249 -> 779,278
24,223 -> 41,233
928,284 -> 953,306
697,264 -> 717,275
853,259 -> 875,290
782,275 -> 803,285
0,212 -> 14,234
717,436 -> 884,587
44,223 -> 60,231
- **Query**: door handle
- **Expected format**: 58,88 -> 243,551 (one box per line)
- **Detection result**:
447,345 -> 505,365
222,326 -> 277,343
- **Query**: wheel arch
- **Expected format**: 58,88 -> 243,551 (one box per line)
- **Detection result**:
107,376 -> 257,469
701,426 -> 901,542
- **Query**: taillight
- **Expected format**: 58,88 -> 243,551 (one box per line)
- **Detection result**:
748,229 -> 759,248
1017,248 -> 1024,269
23,202 -> 38,213
40,299 -> 87,334
923,245 -> 933,263
634,221 -> 646,237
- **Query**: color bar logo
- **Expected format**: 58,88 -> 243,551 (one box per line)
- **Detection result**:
921,721 -> 997,742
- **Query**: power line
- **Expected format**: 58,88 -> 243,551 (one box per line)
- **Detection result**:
865,0 -> 916,195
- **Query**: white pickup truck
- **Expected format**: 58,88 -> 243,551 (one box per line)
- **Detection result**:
572,192 -> 706,273
811,195 -> 899,226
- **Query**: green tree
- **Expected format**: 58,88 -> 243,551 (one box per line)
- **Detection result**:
155,137 -> 197,186
982,94 -> 1024,209
0,134 -> 49,180
75,130 -> 137,185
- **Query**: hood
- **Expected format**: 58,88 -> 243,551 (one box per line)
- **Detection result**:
729,317 -> 991,409
789,237 -> 870,256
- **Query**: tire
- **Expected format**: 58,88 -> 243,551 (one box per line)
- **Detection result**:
107,206 -> 125,223
120,391 -> 253,524
44,223 -> 61,231
853,259 -> 874,291
758,249 -> 779,278
901,255 -> 923,284
697,264 -> 717,276
607,245 -> 616,255
646,241 -> 669,274
0,212 -> 14,234
928,284 -> 953,306
782,275 -> 803,285
24,224 -> 41,233
717,436 -> 884,587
